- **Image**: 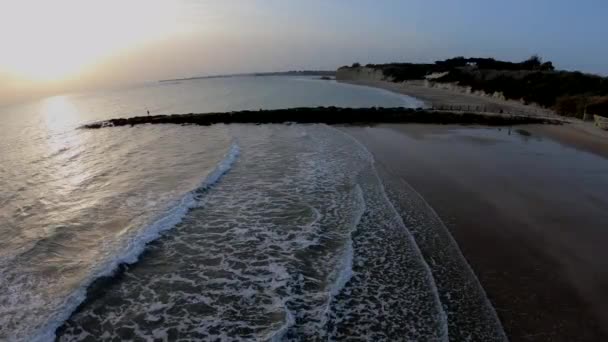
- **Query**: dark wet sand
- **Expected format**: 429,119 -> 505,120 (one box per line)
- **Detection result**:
344,124 -> 608,341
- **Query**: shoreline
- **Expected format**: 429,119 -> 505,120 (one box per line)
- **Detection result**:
346,124 -> 608,341
338,79 -> 558,117
339,79 -> 608,158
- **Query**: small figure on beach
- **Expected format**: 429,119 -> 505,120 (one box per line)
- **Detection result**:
147,109 -> 150,116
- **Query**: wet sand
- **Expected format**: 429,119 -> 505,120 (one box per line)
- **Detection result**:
344,124 -> 608,341
530,122 -> 608,159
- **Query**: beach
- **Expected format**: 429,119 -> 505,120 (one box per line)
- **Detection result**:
2,74 -> 608,340
341,79 -> 558,117
344,124 -> 608,341
3,0 -> 606,339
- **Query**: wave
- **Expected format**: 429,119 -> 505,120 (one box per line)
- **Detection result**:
389,174 -> 508,340
327,125 -> 449,340
328,184 -> 365,299
334,125 -> 506,340
29,142 -> 240,342
274,184 -> 367,341
371,164 -> 449,340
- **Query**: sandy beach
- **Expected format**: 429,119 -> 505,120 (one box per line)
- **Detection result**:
344,124 -> 608,341
341,79 -> 558,117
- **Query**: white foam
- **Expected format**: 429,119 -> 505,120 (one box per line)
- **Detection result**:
328,126 -> 449,341
27,142 -> 240,342
372,165 -> 449,341
329,185 -> 365,298
392,176 -> 508,340
55,125 -> 453,340
321,184 -> 365,325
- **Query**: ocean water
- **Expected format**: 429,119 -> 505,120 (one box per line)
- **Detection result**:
0,76 -> 502,341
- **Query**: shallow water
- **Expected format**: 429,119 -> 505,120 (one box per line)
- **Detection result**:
56,124 -> 449,340
0,77 -> 502,341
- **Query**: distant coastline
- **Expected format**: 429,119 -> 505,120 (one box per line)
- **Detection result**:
336,57 -> 608,122
159,70 -> 335,83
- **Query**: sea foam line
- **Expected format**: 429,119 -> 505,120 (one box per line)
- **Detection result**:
329,184 -> 365,298
371,164 -> 449,341
320,184 -> 365,326
392,175 -> 508,340
30,142 -> 240,342
327,125 -> 449,341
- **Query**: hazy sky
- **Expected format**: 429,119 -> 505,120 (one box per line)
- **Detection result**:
1,0 -> 607,105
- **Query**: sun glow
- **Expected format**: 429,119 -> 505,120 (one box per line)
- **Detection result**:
0,0 -> 179,82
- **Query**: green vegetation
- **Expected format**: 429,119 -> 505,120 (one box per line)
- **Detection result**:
340,56 -> 608,118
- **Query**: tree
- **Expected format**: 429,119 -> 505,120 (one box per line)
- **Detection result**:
522,55 -> 543,70
541,61 -> 555,71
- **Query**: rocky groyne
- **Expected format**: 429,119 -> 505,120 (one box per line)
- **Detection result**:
81,107 -> 563,129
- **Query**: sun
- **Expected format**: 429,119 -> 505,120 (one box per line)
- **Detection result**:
0,0 -> 178,82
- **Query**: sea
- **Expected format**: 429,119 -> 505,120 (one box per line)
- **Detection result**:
0,76 -> 504,341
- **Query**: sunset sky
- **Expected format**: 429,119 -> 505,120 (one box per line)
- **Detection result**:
1,0 -> 607,106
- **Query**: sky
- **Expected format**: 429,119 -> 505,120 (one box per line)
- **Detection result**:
1,0 -> 607,106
